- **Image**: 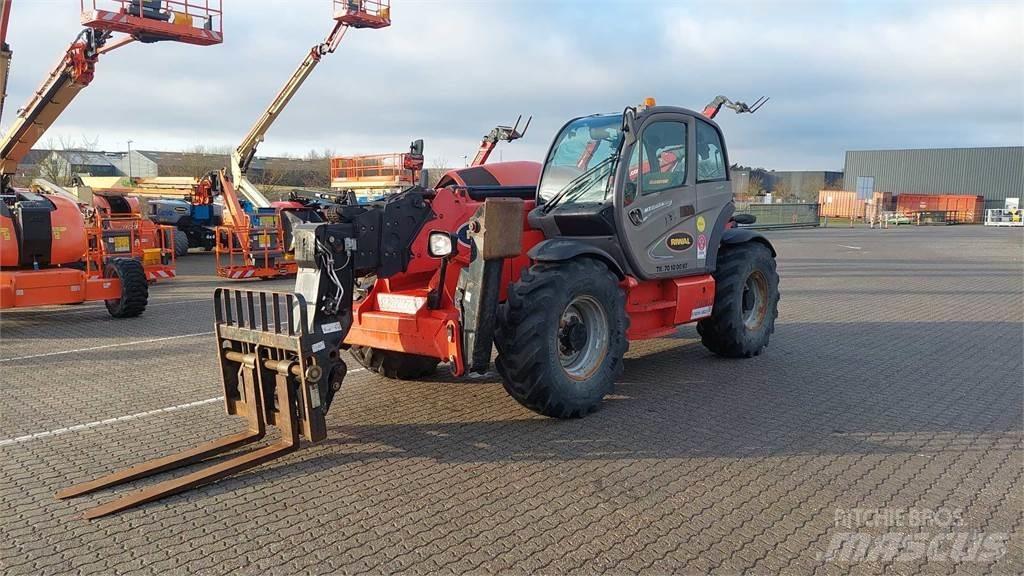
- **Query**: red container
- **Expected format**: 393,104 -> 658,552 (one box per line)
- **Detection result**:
895,194 -> 984,223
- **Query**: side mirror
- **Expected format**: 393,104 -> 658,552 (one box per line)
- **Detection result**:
622,108 -> 637,146
409,139 -> 424,156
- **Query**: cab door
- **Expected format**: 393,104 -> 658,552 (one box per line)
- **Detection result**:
616,113 -> 699,279
694,118 -> 731,270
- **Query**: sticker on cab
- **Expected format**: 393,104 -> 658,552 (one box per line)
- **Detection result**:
666,232 -> 694,252
696,234 -> 708,260
696,215 -> 706,233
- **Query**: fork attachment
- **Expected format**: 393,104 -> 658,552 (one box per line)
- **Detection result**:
57,288 -> 348,519
57,191 -> 430,518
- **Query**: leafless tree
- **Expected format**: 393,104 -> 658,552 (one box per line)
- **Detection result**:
426,156 -> 450,188
175,144 -> 233,179
746,173 -> 765,196
36,135 -> 100,186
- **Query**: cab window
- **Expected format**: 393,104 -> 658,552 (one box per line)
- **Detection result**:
638,122 -> 687,195
696,120 -> 726,182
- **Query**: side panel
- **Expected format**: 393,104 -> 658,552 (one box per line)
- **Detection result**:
623,274 -> 716,341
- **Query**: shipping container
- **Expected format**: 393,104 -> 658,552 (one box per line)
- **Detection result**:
895,194 -> 985,223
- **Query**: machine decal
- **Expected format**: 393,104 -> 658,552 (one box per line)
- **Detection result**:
696,215 -> 706,232
644,199 -> 673,216
690,305 -> 713,319
666,232 -> 694,251
321,321 -> 343,334
0,227 -> 9,240
311,341 -> 326,353
456,221 -> 472,247
52,226 -> 66,240
696,234 -> 708,260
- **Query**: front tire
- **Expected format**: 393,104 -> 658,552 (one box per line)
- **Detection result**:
697,242 -> 779,357
173,229 -> 190,257
104,258 -> 149,318
495,258 -> 628,419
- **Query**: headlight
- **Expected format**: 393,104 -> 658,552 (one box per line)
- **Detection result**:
427,231 -> 454,258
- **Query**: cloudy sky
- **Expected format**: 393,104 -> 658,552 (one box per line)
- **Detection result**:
5,0 -> 1022,170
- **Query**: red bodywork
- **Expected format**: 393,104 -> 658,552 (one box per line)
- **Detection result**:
345,161 -> 715,376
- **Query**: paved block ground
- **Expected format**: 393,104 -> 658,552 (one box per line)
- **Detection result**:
1,225 -> 1021,575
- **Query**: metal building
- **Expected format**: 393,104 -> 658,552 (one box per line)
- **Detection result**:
843,146 -> 1024,209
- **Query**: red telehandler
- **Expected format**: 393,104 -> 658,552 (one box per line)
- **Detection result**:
59,96 -> 777,517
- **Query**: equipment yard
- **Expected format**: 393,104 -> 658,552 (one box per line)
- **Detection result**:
2,225 -> 1021,575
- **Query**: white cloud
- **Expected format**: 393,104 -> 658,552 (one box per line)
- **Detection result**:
2,0 -> 1021,171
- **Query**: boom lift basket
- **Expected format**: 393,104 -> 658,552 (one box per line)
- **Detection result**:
333,0 -> 390,28
215,222 -> 295,280
80,0 -> 223,46
330,152 -> 418,194
85,212 -> 177,282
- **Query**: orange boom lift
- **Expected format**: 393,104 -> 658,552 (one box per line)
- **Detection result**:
206,0 -> 390,280
0,0 -> 222,315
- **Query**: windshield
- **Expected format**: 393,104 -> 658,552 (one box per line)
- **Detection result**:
538,114 -> 623,206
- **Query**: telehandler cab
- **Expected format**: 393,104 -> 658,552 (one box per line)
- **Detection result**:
59,97 -> 778,518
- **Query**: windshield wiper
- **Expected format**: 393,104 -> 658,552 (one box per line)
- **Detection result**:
541,155 -> 617,214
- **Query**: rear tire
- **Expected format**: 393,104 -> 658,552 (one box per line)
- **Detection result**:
698,242 -> 779,357
173,229 -> 190,257
495,258 -> 628,419
104,258 -> 149,318
350,345 -> 440,380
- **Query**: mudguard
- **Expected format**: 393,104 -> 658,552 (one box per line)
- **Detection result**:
528,238 -> 626,278
720,227 -> 776,256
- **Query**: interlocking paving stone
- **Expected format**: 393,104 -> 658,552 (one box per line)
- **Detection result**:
1,226 -> 1021,574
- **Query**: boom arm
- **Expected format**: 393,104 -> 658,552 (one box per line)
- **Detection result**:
0,0 -> 13,123
702,95 -> 768,120
230,20 -> 351,208
470,115 -> 530,167
0,28 -> 112,176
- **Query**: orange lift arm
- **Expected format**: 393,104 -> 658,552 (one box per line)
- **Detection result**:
1,0 -> 224,180
0,28 -> 118,176
0,0 -> 13,123
229,1 -> 391,210
470,115 -> 530,167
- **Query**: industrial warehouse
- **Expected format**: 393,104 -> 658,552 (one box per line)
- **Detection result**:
1,1 -> 1021,575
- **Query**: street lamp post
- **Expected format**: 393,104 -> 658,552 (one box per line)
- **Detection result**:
127,140 -> 134,181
